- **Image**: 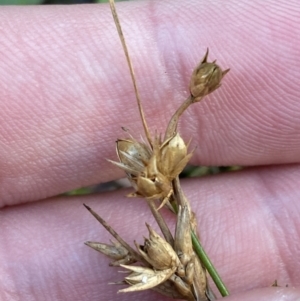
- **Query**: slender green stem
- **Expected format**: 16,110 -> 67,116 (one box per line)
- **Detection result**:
191,231 -> 229,297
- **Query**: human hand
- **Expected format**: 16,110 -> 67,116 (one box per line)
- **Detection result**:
0,0 -> 299,300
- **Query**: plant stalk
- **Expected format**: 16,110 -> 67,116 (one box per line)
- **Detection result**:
191,231 -> 229,297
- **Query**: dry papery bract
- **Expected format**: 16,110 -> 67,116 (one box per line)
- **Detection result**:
84,0 -> 229,300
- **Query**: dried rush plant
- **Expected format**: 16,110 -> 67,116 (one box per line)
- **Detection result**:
84,0 -> 230,300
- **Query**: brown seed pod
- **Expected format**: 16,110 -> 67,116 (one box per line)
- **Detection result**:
174,206 -> 194,266
174,206 -> 207,300
189,48 -> 230,100
108,138 -> 151,177
111,133 -> 193,210
134,170 -> 172,201
119,265 -> 176,293
158,133 -> 193,181
117,139 -> 151,173
136,223 -> 180,270
85,240 -> 135,266
118,224 -> 183,293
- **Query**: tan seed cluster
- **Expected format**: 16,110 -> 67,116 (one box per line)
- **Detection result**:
85,0 -> 229,300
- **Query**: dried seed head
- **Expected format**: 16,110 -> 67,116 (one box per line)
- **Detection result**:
137,224 -> 180,270
135,171 -> 172,200
124,270 -> 156,286
127,134 -> 193,209
110,133 -> 194,210
85,240 -> 127,259
190,48 -> 229,100
85,240 -> 135,266
117,139 -> 151,172
109,138 -> 151,177
111,136 -> 173,201
159,133 -> 193,181
119,265 -> 175,293
174,205 -> 194,266
171,274 -> 195,300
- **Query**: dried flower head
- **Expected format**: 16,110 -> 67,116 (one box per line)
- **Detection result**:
189,48 -> 230,100
84,0 -> 230,300
108,138 -> 150,176
119,265 -> 176,293
109,133 -> 193,210
159,133 -> 193,181
111,224 -> 181,293
116,138 -> 151,175
136,223 -> 180,270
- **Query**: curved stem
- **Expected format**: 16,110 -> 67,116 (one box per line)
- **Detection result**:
164,95 -> 205,141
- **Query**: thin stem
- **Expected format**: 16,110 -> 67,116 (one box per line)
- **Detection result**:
164,95 -> 204,141
164,96 -> 192,140
191,231 -> 230,297
109,0 -> 152,148
173,177 -> 188,208
147,200 -> 174,247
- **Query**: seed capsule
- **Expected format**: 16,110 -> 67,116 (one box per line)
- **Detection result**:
112,138 -> 151,176
119,265 -> 175,293
85,240 -> 135,266
189,48 -> 230,100
137,223 -> 180,270
117,139 -> 151,172
158,133 -> 193,181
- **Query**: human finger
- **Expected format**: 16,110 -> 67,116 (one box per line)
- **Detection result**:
1,0 -> 299,205
0,164 -> 299,300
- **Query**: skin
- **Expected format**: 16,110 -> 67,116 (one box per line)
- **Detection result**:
0,0 -> 300,300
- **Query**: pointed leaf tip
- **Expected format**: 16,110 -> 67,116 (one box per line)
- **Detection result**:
83,203 -> 91,211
